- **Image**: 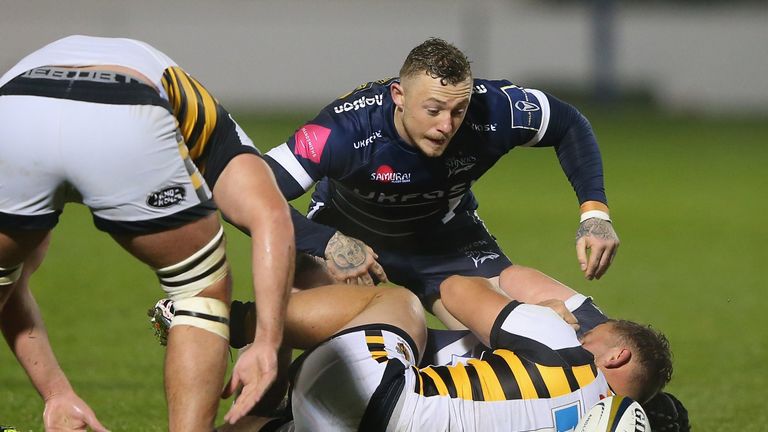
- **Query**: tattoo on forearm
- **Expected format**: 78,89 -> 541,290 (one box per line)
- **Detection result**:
576,218 -> 618,242
326,234 -> 367,269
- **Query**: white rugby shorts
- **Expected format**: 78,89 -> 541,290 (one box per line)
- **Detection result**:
0,93 -> 213,233
291,325 -> 417,431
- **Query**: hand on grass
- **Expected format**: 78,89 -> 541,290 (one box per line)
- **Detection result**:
222,343 -> 279,425
43,391 -> 109,432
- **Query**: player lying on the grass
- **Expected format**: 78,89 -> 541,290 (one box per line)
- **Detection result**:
218,279 -> 671,431
153,274 -> 672,431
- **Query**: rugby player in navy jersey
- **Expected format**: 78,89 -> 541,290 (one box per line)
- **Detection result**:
263,38 -> 619,328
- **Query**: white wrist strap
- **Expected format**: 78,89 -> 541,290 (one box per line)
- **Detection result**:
580,210 -> 611,223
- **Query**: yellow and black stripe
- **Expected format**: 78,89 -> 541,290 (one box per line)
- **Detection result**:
161,66 -> 221,172
413,348 -> 599,402
365,329 -> 389,363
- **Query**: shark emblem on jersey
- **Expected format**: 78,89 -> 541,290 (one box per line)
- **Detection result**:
466,250 -> 500,267
445,156 -> 477,177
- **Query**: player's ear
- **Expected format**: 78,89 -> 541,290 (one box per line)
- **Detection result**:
604,347 -> 632,369
391,82 -> 405,111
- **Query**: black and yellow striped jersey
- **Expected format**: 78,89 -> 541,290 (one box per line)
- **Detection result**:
390,301 -> 611,431
161,66 -> 260,189
412,348 -> 600,402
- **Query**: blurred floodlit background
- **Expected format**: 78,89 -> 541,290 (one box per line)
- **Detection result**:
2,0 -> 767,115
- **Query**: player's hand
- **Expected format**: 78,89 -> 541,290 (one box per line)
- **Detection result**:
575,218 -> 619,280
324,232 -> 388,286
43,391 -> 109,432
537,299 -> 579,331
222,343 -> 279,425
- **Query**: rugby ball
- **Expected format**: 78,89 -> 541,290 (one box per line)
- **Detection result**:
575,396 -> 651,432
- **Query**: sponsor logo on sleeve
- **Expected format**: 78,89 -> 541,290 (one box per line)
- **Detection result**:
467,122 -> 497,133
294,124 -> 331,164
514,100 -> 540,112
354,130 -> 382,149
147,186 -> 186,208
370,165 -> 411,184
473,84 -> 488,94
333,93 -> 384,113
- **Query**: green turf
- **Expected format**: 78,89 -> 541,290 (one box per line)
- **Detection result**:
1,108 -> 765,430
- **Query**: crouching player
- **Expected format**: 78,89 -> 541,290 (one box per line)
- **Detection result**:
0,35 -> 293,431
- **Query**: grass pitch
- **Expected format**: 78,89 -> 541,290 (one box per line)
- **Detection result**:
0,108 -> 766,430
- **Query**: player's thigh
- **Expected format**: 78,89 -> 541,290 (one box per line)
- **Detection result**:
0,230 -> 50,268
340,287 -> 427,354
110,212 -> 222,269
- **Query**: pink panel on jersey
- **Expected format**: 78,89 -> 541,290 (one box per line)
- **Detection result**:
294,124 -> 331,164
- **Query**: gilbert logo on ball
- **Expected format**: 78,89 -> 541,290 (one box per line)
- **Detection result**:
576,396 -> 651,432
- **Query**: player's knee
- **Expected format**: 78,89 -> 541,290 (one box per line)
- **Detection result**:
153,227 -> 231,340
170,296 -> 230,341
387,288 -> 425,327
439,274 -> 466,305
389,286 -> 422,309
155,227 -> 230,301
499,264 -> 526,281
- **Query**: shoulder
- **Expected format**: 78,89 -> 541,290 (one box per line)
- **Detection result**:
468,78 -> 551,136
471,79 -> 548,113
325,78 -> 395,116
308,78 -> 395,143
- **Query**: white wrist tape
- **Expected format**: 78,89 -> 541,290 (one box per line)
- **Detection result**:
580,210 -> 611,223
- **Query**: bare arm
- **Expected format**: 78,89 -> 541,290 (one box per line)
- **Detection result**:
1,239 -> 108,432
212,153 -> 295,424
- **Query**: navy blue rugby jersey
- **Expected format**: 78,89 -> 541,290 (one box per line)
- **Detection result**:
264,78 -> 606,256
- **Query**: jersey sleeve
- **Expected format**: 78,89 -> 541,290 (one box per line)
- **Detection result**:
264,105 -> 355,199
161,66 -> 261,189
486,82 -> 607,205
539,93 -> 607,205
263,102 -> 365,256
565,294 -> 610,338
489,301 -> 593,367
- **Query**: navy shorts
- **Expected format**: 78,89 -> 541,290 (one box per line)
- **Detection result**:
314,207 -> 512,305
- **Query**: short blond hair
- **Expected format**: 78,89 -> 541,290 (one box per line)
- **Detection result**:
400,38 -> 472,86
